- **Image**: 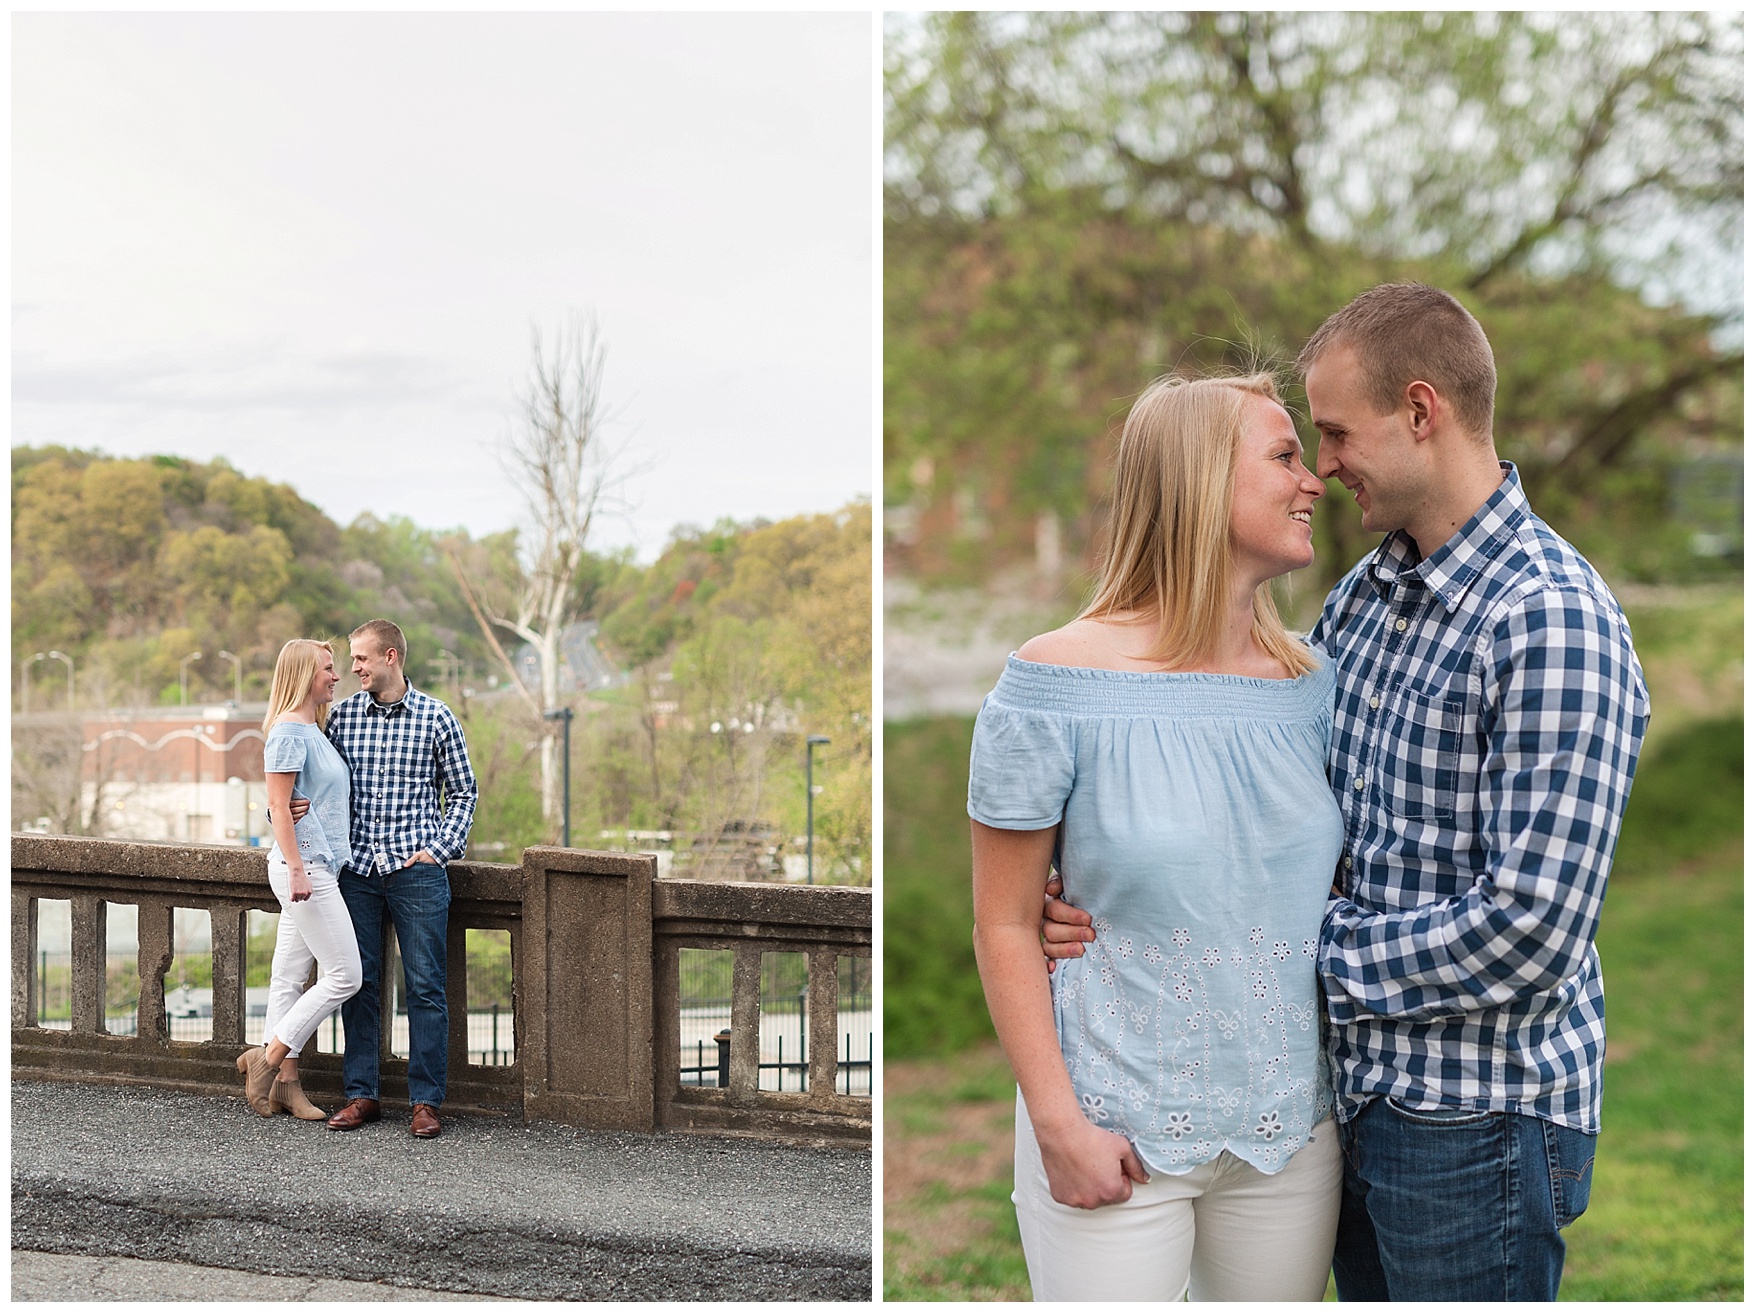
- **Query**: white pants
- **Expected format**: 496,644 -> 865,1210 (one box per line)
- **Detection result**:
264,856 -> 363,1054
1013,1093 -> 1342,1301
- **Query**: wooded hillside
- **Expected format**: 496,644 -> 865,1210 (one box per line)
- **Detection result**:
12,446 -> 872,877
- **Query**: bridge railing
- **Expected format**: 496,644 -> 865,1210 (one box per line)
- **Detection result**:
10,834 -> 870,1145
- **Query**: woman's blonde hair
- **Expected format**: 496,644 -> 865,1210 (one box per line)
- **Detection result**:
1080,372 -> 1317,678
262,639 -> 337,732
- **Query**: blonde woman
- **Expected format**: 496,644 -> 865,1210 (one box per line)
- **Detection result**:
969,373 -> 1344,1300
235,639 -> 362,1120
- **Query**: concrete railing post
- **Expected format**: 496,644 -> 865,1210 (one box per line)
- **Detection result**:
807,947 -> 839,1102
136,902 -> 174,1046
70,895 -> 106,1034
12,890 -> 38,1030
211,907 -> 248,1046
446,915 -> 470,1077
729,944 -> 762,1100
519,846 -> 655,1131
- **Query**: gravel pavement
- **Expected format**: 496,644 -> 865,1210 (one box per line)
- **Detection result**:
12,1080 -> 872,1302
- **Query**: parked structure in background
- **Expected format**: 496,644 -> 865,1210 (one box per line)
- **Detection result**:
77,705 -> 268,846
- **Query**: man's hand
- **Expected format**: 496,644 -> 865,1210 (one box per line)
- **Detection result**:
1042,871 -> 1094,972
403,849 -> 438,867
267,797 -> 311,825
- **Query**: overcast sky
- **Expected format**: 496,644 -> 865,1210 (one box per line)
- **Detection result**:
13,13 -> 873,560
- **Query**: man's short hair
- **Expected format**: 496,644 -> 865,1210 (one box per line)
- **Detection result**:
1296,283 -> 1497,438
350,618 -> 409,666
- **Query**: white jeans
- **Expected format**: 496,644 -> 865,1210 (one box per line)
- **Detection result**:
264,856 -> 363,1055
1013,1093 -> 1342,1301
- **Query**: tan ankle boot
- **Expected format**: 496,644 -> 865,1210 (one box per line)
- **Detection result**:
271,1076 -> 328,1121
235,1046 -> 279,1117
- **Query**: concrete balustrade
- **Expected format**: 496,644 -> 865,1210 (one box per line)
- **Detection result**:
10,834 -> 871,1145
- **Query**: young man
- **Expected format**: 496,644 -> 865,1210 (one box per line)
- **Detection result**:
1044,284 -> 1649,1299
321,618 -> 478,1139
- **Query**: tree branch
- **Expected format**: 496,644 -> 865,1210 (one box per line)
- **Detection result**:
444,545 -> 542,719
1552,350 -> 1743,475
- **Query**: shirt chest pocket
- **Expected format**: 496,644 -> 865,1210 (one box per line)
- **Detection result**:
1375,688 -> 1463,821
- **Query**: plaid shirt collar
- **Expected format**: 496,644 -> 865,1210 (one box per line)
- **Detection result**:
1366,462 -> 1525,614
362,681 -> 416,716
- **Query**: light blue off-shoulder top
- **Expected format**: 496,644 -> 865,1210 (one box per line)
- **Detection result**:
968,647 -> 1344,1176
263,721 -> 353,872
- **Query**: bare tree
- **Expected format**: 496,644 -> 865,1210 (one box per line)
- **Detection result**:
448,314 -> 630,829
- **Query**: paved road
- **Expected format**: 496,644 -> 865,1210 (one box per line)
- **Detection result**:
13,1250 -> 509,1301
12,1080 -> 872,1302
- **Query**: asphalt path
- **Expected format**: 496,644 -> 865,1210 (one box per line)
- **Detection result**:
12,1079 -> 872,1301
13,1250 -> 509,1301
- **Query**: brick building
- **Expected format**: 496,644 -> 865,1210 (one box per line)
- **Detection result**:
80,705 -> 268,845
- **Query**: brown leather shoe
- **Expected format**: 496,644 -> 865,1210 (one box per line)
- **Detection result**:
326,1097 -> 381,1131
410,1103 -> 442,1138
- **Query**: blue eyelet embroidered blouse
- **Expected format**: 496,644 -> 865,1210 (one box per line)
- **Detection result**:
263,721 -> 353,873
968,649 -> 1345,1176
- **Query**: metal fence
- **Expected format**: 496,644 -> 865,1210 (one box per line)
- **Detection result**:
675,949 -> 871,1096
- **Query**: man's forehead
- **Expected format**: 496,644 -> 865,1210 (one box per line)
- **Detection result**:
1303,347 -> 1365,420
1304,344 -> 1360,390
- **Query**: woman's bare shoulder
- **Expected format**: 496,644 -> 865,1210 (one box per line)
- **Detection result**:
1016,620 -> 1115,669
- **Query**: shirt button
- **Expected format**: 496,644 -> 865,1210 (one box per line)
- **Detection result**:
1394,618 -> 1409,632
1343,855 -> 1353,869
1353,777 -> 1365,790
1369,695 -> 1381,710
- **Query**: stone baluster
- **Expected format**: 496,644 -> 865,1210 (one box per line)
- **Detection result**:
70,895 -> 106,1034
807,948 -> 840,1104
210,907 -> 248,1046
729,943 -> 762,1100
136,901 -> 174,1045
13,891 -> 38,1030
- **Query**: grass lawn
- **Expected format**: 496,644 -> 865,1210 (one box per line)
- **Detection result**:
882,709 -> 1743,1301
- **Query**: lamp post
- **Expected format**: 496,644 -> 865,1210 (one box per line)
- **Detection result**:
217,650 -> 242,705
22,652 -> 47,713
543,706 -> 575,848
179,651 -> 203,706
46,651 -> 74,711
805,735 -> 831,886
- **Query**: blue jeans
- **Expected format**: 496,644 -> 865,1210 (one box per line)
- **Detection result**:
1333,1097 -> 1596,1301
339,863 -> 450,1107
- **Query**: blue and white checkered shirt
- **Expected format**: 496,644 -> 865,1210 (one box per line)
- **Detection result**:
1309,464 -> 1648,1133
325,683 -> 478,874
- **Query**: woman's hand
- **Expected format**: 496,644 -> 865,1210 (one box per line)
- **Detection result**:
1035,1115 -> 1151,1209
289,867 -> 313,903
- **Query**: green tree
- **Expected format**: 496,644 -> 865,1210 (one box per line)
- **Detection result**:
884,12 -> 1742,598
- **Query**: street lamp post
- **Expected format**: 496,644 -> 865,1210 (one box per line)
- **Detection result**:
217,651 -> 242,705
22,653 -> 47,713
46,651 -> 74,710
543,706 -> 575,848
179,651 -> 203,706
805,735 -> 831,886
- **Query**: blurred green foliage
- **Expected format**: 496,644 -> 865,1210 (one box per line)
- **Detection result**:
884,13 -> 1743,597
